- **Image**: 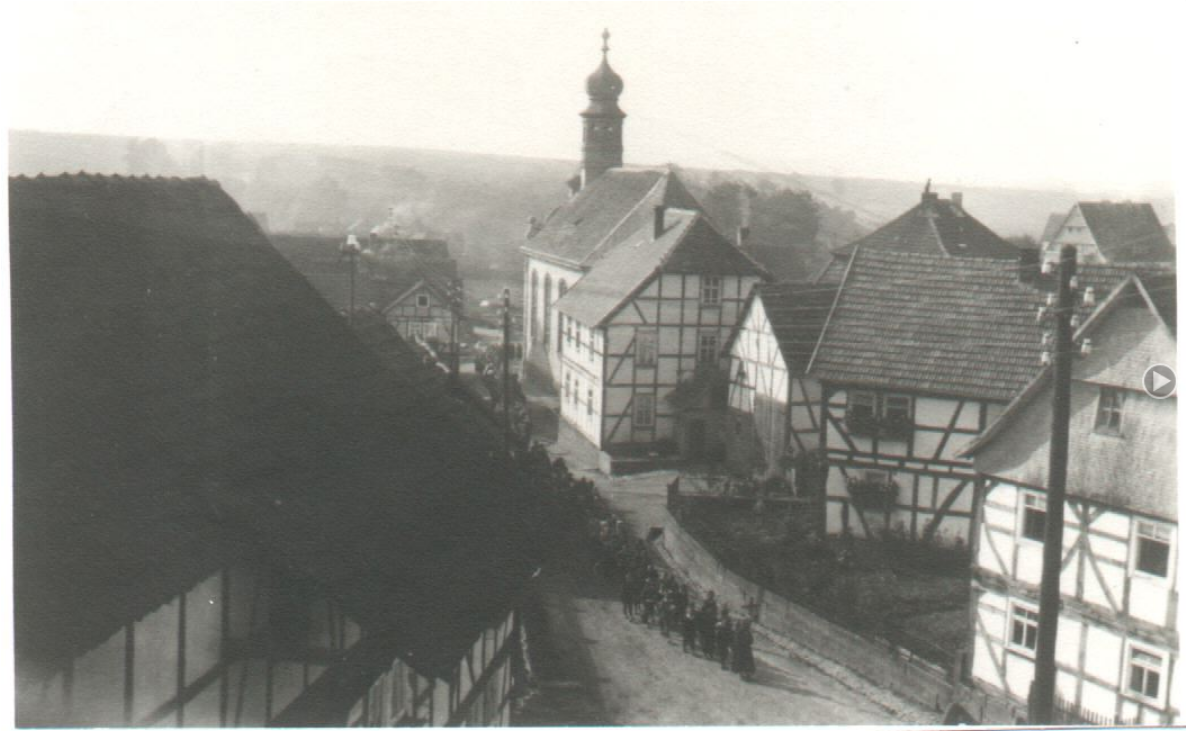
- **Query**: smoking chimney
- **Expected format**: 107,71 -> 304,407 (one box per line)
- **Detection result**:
737,225 -> 750,248
654,206 -> 666,239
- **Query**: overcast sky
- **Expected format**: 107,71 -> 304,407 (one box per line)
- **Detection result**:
5,1 -> 1178,195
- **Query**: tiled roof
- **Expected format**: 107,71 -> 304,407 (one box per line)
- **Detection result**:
10,174 -> 532,677
1078,201 -> 1174,262
754,282 -> 838,373
833,192 -> 1021,259
523,167 -> 705,267
807,248 -> 1173,402
553,209 -> 766,326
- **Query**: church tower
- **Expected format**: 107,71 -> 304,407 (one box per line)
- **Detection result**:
580,29 -> 625,188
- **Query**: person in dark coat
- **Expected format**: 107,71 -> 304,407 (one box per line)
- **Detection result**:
716,606 -> 734,670
681,603 -> 698,654
698,591 -> 718,659
732,619 -> 756,681
621,571 -> 637,619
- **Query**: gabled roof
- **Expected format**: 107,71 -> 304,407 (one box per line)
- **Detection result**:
750,282 -> 839,374
10,174 -> 533,679
523,167 -> 705,267
553,209 -> 766,327
1040,212 -> 1067,244
805,248 -> 1173,402
963,275 -> 1176,520
833,191 -> 1020,259
1077,201 -> 1174,263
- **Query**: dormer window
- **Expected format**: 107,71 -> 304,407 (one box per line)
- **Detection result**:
416,293 -> 430,308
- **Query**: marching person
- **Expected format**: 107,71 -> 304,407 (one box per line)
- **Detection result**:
698,591 -> 718,659
732,618 -> 756,682
681,603 -> 698,654
716,605 -> 734,670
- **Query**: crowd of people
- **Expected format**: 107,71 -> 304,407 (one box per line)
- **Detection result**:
619,561 -> 757,681
585,512 -> 758,682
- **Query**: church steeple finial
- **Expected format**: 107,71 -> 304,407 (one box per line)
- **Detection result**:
580,28 -> 626,188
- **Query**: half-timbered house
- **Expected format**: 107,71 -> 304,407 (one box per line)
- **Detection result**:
726,245 -> 1173,547
1040,201 -> 1174,265
11,174 -> 532,727
962,274 -> 1178,725
522,33 -> 767,457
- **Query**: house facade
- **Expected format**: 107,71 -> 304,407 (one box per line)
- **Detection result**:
523,34 -> 766,456
1041,201 -> 1174,265
381,276 -> 461,346
964,275 -> 1178,725
11,174 -> 530,727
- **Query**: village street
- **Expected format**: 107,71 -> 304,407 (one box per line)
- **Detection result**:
514,398 -> 932,726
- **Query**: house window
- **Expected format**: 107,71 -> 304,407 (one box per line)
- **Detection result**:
1126,647 -> 1164,700
416,293 -> 430,308
847,391 -> 877,419
1008,604 -> 1039,654
565,318 -> 573,346
1134,521 -> 1172,579
409,322 -> 423,339
633,393 -> 655,427
701,275 -> 722,306
635,329 -> 658,367
563,373 -> 571,402
698,332 -> 719,364
589,331 -> 596,362
1020,492 -> 1047,542
1095,387 -> 1125,435
424,322 -> 437,340
883,394 -> 912,423
587,387 -> 593,417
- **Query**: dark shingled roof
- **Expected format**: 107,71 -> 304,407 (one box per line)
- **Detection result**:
833,191 -> 1021,259
753,282 -> 838,373
523,167 -> 705,267
807,249 -> 1173,402
554,209 -> 767,326
1078,201 -> 1174,263
10,174 -> 533,679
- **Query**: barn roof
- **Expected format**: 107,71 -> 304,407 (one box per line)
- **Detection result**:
1077,201 -> 1174,263
833,190 -> 1020,259
553,209 -> 766,326
806,248 -> 1173,402
522,167 -> 705,267
10,174 -> 533,680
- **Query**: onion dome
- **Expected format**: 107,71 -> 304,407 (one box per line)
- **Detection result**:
584,29 -> 625,116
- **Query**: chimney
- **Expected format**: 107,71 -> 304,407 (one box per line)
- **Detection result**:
1017,247 -> 1040,283
737,225 -> 751,248
951,192 -> 963,208
738,187 -> 752,248
654,206 -> 666,239
921,178 -> 937,202
525,216 -> 541,239
566,175 -> 581,199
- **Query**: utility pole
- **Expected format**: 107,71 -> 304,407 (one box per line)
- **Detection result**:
502,287 -> 512,455
1029,244 -> 1078,725
449,279 -> 462,382
341,234 -> 361,327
